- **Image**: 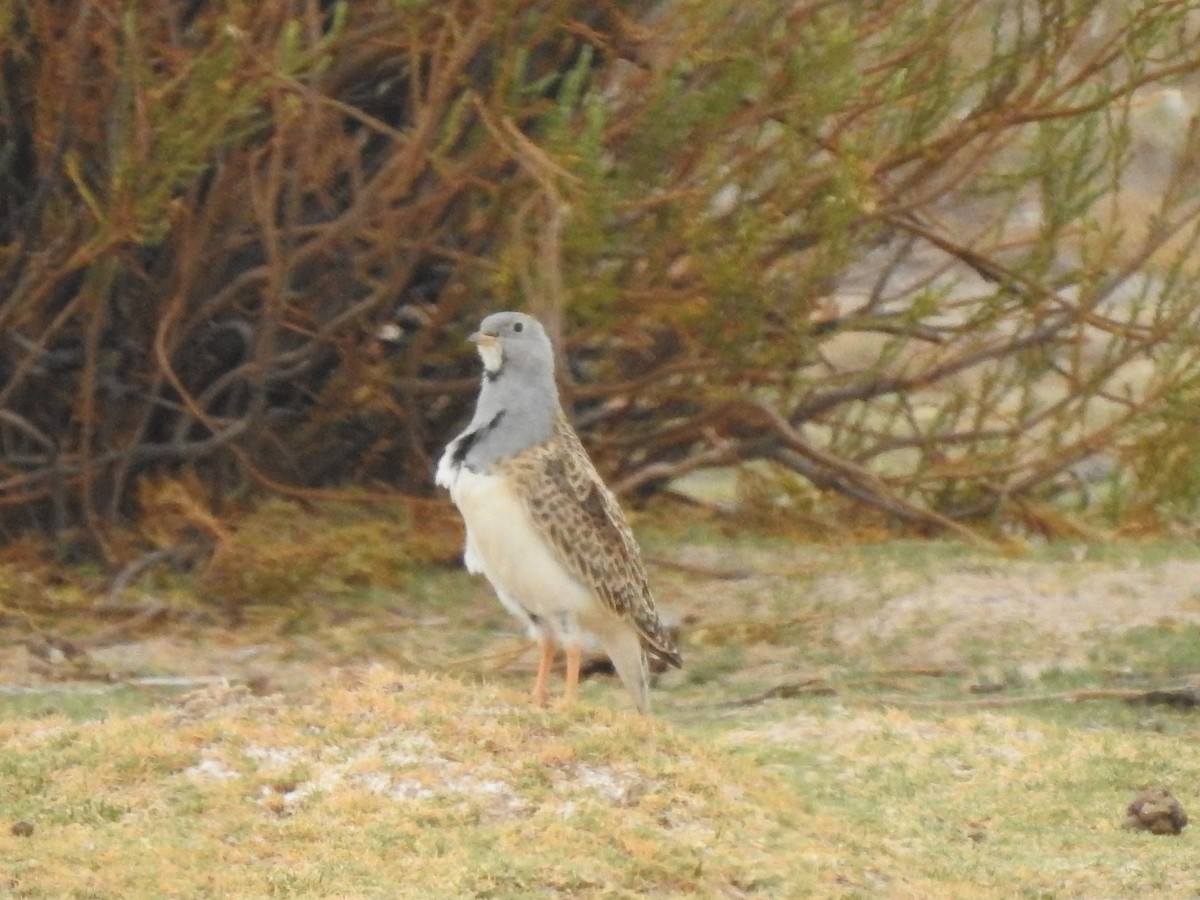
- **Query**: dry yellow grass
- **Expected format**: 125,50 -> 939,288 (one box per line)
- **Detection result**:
6,668 -> 1200,898
6,511 -> 1200,897
4,670 -> 806,898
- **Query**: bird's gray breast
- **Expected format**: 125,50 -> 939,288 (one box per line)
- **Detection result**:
448,409 -> 508,473
448,374 -> 557,474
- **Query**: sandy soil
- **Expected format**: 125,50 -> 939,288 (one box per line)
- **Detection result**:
5,544 -> 1200,699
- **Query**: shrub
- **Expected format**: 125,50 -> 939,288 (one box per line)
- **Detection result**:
2,0 -> 1200,552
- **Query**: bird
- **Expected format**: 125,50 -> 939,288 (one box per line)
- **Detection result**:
435,311 -> 681,713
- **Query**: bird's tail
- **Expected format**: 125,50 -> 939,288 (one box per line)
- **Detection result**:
600,626 -> 650,714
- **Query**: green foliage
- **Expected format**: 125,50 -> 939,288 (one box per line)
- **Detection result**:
1127,380 -> 1200,519
3,0 -> 1200,552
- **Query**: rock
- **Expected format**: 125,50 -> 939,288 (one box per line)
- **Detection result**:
1124,787 -> 1188,835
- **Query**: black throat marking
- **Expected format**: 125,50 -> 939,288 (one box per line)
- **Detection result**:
451,409 -> 507,469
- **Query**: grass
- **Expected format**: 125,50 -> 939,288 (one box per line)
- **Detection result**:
5,506 -> 1200,897
7,680 -> 1198,898
4,674 -> 799,898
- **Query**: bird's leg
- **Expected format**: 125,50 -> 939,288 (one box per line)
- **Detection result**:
532,638 -> 556,706
563,644 -> 582,705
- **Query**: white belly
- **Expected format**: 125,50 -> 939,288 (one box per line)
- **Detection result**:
448,466 -> 601,642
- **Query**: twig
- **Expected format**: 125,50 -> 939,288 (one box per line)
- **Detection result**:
744,401 -> 1005,549
644,555 -> 754,580
443,640 -> 536,672
711,678 -> 837,709
868,687 -> 1200,709
106,548 -> 189,606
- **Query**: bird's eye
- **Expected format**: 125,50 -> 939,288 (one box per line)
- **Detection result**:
513,322 -> 524,333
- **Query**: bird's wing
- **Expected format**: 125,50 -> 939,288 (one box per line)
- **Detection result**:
497,414 -> 681,668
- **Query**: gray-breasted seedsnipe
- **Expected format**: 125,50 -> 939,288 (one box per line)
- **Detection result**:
435,311 -> 681,713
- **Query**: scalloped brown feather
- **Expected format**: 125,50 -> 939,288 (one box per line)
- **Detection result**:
495,412 -> 683,670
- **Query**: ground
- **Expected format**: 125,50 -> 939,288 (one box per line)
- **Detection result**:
4,513 -> 1200,898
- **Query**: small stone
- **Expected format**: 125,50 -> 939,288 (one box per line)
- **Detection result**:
1124,787 -> 1188,835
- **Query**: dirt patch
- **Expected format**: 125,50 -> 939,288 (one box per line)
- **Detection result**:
5,542 -> 1200,702
826,558 -> 1200,671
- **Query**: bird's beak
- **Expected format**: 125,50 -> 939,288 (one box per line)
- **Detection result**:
469,330 -> 498,345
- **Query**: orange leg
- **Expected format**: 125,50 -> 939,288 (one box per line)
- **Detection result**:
563,644 -> 582,705
532,638 -> 556,706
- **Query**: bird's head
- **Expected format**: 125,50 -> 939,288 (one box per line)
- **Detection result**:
470,311 -> 554,380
